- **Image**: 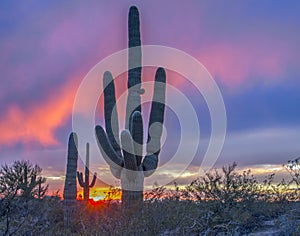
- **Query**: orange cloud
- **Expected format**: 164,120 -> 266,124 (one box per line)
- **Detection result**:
0,77 -> 80,146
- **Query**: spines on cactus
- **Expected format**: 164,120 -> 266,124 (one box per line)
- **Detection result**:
95,6 -> 166,206
77,142 -> 97,202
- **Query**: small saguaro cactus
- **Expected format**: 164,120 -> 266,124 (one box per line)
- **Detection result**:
95,6 -> 166,206
77,143 -> 97,202
63,132 -> 78,230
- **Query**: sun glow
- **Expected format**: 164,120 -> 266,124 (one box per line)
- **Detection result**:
77,187 -> 121,202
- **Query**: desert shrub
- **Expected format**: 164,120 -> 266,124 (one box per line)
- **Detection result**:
285,157 -> 300,186
0,195 -> 64,235
0,160 -> 48,200
75,162 -> 298,236
0,161 -> 299,235
276,204 -> 300,236
284,157 -> 300,201
184,163 -> 298,233
0,160 -> 50,235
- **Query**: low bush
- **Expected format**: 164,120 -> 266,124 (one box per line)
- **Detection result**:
0,162 -> 299,235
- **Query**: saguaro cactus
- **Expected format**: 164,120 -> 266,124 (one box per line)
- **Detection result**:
77,142 -> 97,202
95,6 -> 166,206
63,133 -> 78,229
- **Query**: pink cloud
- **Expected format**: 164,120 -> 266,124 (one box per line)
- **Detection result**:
197,41 -> 289,87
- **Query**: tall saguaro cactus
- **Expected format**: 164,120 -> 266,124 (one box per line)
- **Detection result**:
95,6 -> 166,206
63,133 -> 78,230
77,143 -> 97,202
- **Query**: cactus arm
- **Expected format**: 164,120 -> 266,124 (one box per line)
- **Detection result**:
146,67 -> 166,156
142,154 -> 158,177
142,68 -> 166,177
95,125 -> 123,179
77,171 -> 85,187
103,71 -> 121,156
130,111 -> 143,167
121,130 -> 137,171
89,173 -> 97,188
95,125 -> 123,167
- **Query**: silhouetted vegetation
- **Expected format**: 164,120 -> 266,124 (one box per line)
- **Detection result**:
0,160 -> 299,235
95,6 -> 167,206
77,143 -> 97,203
0,160 -> 49,235
285,157 -> 300,187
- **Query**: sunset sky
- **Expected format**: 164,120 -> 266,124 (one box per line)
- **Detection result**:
0,1 -> 300,194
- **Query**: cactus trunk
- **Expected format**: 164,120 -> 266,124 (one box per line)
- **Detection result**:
121,170 -> 144,206
63,133 -> 78,230
84,143 -> 90,200
126,6 -> 142,129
